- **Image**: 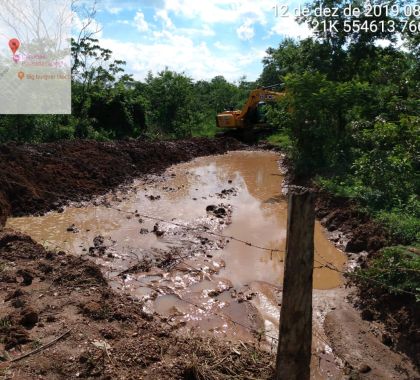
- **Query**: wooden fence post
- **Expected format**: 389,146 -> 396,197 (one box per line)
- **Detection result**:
275,188 -> 315,380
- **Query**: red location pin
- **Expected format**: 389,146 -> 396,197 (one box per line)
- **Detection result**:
9,38 -> 20,54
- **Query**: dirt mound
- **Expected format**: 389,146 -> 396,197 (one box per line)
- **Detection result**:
324,308 -> 419,379
0,137 -> 243,226
0,229 -> 274,378
315,191 -> 391,253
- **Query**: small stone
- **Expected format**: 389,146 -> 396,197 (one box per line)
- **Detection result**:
66,224 -> 79,233
17,270 -> 33,286
358,364 -> 371,373
11,298 -> 26,308
361,309 -> 374,321
20,307 -> 39,328
381,333 -> 393,346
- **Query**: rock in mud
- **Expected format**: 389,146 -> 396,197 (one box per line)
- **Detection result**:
4,288 -> 25,302
206,205 -> 227,218
93,235 -> 105,247
146,195 -> 161,201
216,188 -> 237,198
140,228 -> 149,235
66,224 -> 79,233
11,298 -> 26,308
153,224 -> 164,237
3,325 -> 31,350
20,307 -> 39,328
89,235 -> 107,256
17,269 -> 33,286
358,364 -> 371,373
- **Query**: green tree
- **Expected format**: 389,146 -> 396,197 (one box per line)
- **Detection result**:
145,70 -> 196,138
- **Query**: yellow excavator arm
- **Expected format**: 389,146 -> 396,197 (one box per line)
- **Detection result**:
216,88 -> 284,129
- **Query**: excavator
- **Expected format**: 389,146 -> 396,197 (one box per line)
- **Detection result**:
216,84 -> 284,139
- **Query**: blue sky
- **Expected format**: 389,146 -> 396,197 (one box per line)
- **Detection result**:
74,0 -> 311,82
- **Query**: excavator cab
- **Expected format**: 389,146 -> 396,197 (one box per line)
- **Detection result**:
216,85 -> 284,134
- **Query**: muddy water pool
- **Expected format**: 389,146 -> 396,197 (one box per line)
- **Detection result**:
8,151 -> 347,378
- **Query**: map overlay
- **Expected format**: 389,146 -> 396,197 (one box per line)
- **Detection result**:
0,0 -> 71,114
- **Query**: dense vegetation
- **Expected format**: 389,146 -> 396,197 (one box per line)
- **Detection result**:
0,37 -> 252,142
261,0 -> 419,299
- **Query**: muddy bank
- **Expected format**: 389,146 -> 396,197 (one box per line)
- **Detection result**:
0,137 -> 243,226
314,191 -> 391,254
280,156 -> 420,372
0,229 -> 274,379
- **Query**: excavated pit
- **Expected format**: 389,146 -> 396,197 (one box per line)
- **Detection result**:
7,150 -> 349,378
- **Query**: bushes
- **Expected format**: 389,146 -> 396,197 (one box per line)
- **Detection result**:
353,246 -> 420,300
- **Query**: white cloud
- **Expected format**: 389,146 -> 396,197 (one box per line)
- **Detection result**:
270,15 -> 312,39
178,25 -> 215,37
214,41 -> 231,51
154,9 -> 174,29
237,19 -> 255,41
108,7 -> 122,14
100,32 -> 262,81
134,10 -> 149,32
159,0 -> 274,25
72,11 -> 103,38
116,19 -> 130,25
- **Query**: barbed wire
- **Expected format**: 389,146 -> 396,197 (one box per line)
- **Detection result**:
40,238 -> 281,343
3,177 -> 285,254
106,205 -> 285,254
4,177 -> 418,344
314,253 -> 419,298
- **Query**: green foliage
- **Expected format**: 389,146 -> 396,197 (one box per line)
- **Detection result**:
376,209 -> 420,245
354,246 -> 420,300
264,1 -> 419,253
145,70 -> 196,138
269,72 -> 371,175
351,118 -> 419,209
0,37 -> 252,143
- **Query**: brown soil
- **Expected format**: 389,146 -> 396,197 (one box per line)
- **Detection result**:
324,306 -> 419,379
1,137 -> 418,378
0,229 -> 274,379
312,191 -> 420,370
0,137 -> 243,226
314,191 -> 391,254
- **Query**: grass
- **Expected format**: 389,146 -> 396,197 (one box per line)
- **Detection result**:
179,334 -> 274,380
313,170 -> 420,300
376,211 -> 420,245
30,339 -> 43,350
353,245 -> 420,301
266,130 -> 292,151
315,176 -> 420,246
191,121 -> 217,138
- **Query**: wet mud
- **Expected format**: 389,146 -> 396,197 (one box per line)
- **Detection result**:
7,151 -> 349,379
0,137 -> 244,226
1,139 -> 418,379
